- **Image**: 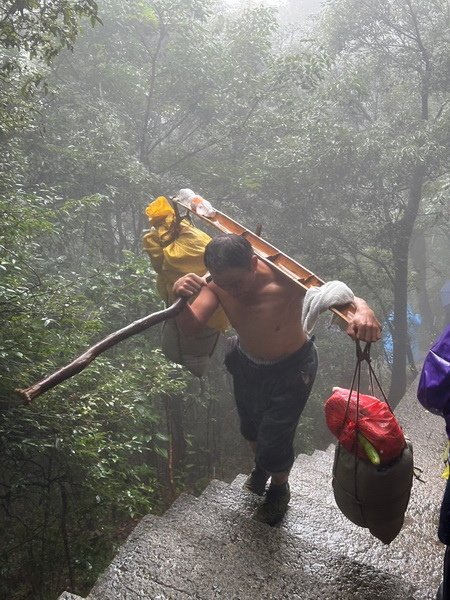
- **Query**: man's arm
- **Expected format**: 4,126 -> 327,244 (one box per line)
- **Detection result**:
346,297 -> 382,343
172,273 -> 220,336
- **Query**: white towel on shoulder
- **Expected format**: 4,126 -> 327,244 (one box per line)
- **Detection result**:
302,280 -> 354,335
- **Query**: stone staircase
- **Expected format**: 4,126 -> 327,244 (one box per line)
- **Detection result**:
59,383 -> 448,600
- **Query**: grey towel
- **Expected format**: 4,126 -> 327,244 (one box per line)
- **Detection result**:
302,280 -> 354,334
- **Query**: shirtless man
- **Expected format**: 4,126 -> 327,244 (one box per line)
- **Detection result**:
173,234 -> 381,525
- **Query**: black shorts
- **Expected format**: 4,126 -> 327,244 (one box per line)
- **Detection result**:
224,336 -> 318,474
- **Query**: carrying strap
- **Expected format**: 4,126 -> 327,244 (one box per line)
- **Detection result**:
343,341 -> 393,432
341,341 -> 424,482
356,341 -> 391,408
340,341 -> 394,467
158,202 -> 182,248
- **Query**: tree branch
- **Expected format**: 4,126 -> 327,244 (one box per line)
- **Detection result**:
15,298 -> 187,403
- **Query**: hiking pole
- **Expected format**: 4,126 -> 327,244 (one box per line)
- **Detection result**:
15,297 -> 188,404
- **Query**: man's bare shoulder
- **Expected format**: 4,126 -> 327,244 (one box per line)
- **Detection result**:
207,280 -> 224,300
193,282 -> 221,306
258,260 -> 304,296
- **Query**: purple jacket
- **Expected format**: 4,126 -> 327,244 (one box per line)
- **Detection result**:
417,325 -> 450,437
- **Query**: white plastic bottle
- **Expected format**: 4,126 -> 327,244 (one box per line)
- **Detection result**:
190,195 -> 217,218
177,188 -> 196,205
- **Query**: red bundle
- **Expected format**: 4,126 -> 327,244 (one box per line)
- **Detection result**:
325,387 -> 406,464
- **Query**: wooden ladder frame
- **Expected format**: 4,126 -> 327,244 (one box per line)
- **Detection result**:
174,200 -> 354,326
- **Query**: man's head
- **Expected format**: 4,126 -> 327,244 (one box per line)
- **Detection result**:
204,234 -> 257,296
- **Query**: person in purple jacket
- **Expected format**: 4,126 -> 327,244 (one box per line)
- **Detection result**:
418,325 -> 450,600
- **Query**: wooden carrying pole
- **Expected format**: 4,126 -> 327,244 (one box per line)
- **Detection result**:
175,199 -> 355,325
15,297 -> 187,404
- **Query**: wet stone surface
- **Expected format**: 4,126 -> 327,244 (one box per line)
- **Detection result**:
85,506 -> 417,600
58,379 -> 446,600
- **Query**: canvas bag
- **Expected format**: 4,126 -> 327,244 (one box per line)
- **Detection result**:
160,318 -> 221,378
330,342 -> 414,544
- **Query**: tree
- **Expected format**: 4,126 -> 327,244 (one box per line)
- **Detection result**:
0,0 -> 100,74
316,0 -> 450,401
0,0 -> 100,134
0,183 -> 194,598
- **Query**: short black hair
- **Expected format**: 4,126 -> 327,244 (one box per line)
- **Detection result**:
204,234 -> 253,273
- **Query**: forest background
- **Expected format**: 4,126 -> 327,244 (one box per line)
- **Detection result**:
1,0 -> 449,598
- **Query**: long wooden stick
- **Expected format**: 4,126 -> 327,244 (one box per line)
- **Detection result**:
16,203 -> 354,404
15,297 -> 187,404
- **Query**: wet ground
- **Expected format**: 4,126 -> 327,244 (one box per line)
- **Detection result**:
58,379 -> 447,600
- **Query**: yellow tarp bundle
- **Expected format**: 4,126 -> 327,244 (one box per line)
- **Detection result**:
143,196 -> 228,376
143,196 -> 227,331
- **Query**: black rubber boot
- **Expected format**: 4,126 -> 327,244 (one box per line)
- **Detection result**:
253,482 -> 290,526
243,466 -> 270,496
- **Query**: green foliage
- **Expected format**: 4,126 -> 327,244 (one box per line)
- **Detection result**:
1,0 -> 449,596
0,351 -> 184,597
0,0 -> 101,73
0,179 -> 191,598
0,1 -> 101,135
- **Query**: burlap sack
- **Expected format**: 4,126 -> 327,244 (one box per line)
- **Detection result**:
161,318 -> 220,378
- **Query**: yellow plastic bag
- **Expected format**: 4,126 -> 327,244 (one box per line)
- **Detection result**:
146,196 -> 175,223
143,197 -> 228,375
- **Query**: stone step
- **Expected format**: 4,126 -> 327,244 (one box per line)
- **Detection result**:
230,470 -> 337,515
203,478 -> 263,518
231,459 -> 335,507
59,387 -> 447,600
85,514 -> 197,600
164,491 -> 201,519
88,489 -> 419,600
291,453 -> 334,501
230,460 -> 333,497
232,441 -> 442,546
232,460 -> 440,551
292,448 -> 334,477
198,477 -> 442,600
396,397 -> 446,474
